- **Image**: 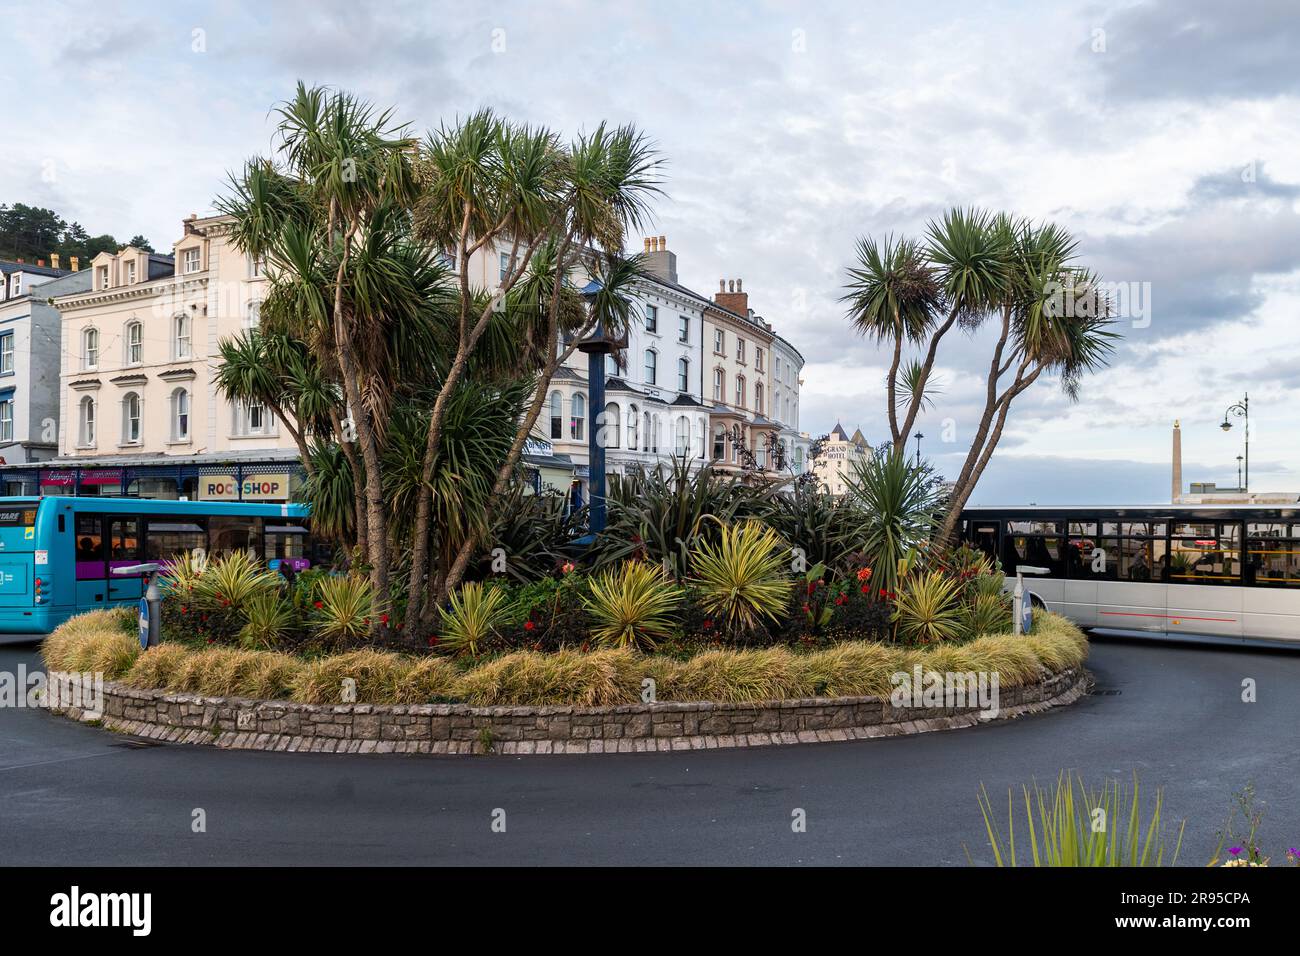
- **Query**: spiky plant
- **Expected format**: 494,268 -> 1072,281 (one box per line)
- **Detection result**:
191,551 -> 281,613
239,593 -> 298,650
311,574 -> 375,647
891,569 -> 964,644
437,581 -> 509,657
583,561 -> 682,650
688,521 -> 790,636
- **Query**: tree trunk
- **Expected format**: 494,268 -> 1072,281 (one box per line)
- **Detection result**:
895,306 -> 961,456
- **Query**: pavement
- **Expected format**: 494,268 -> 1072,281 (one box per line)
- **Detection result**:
1,636 -> 1297,866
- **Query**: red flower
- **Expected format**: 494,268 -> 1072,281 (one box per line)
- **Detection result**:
206,637 -> 215,644
380,613 -> 389,624
524,620 -> 536,631
314,600 -> 323,609
860,585 -> 869,594
702,619 -> 713,630
802,604 -> 810,613
857,567 -> 873,582
180,606 -> 188,614
427,635 -> 439,646
879,588 -> 888,598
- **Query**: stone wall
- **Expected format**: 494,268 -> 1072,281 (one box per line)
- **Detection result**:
48,667 -> 1089,756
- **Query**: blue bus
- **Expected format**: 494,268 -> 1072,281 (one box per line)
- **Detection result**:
0,496 -> 313,640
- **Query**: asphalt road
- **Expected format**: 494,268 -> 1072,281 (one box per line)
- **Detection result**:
1,637 -> 1297,866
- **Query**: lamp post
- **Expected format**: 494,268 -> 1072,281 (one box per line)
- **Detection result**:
913,431 -> 924,466
575,279 -> 624,535
1236,454 -> 1244,492
1220,393 -> 1249,492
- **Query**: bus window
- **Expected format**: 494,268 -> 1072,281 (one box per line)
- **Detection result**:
1120,522 -> 1168,582
1248,523 -> 1300,587
108,519 -> 140,562
1002,521 -> 1065,577
209,516 -> 262,557
1170,521 -> 1239,585
75,514 -> 104,573
145,520 -> 207,561
264,520 -> 310,569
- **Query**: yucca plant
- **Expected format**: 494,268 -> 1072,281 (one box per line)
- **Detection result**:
962,592 -> 1012,638
437,581 -> 509,656
891,569 -> 963,644
970,771 -> 1184,867
239,593 -> 298,649
688,520 -> 790,636
584,560 -> 683,650
191,551 -> 281,612
311,574 -> 374,647
158,550 -> 206,600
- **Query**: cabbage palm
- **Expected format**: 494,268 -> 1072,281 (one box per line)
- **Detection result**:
842,451 -> 939,600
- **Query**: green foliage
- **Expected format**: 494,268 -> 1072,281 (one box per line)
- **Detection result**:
239,593 -> 298,650
596,457 -> 779,580
311,574 -> 375,647
688,521 -> 791,636
437,581 -> 510,656
891,569 -> 964,644
191,551 -> 281,613
843,451 -> 939,598
971,772 -> 1184,867
583,561 -> 683,650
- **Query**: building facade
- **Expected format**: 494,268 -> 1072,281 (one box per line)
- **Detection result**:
813,423 -> 870,495
21,213 -> 302,500
0,259 -> 91,484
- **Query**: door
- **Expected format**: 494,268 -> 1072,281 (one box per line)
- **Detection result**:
106,517 -> 143,604
74,512 -> 109,608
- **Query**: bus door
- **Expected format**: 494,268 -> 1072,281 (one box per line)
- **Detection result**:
74,513 -> 109,607
106,517 -> 144,604
0,505 -> 38,609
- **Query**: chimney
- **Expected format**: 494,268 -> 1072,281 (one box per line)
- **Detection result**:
642,235 -> 677,284
15,258 -> 22,264
714,276 -> 748,316
70,256 -> 79,271
50,253 -> 60,270
37,258 -> 45,267
1172,420 -> 1182,503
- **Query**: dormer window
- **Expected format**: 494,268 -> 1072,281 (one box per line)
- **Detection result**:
126,260 -> 136,284
98,265 -> 110,290
183,248 -> 201,274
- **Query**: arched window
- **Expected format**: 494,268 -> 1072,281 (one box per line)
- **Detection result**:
549,391 -> 563,439
794,446 -> 805,474
713,368 -> 724,401
603,402 -> 621,449
677,357 -> 689,392
79,396 -> 96,446
627,403 -> 639,451
734,374 -> 745,408
674,416 -> 689,455
83,328 -> 99,369
124,321 -> 143,365
174,313 -> 192,359
712,424 -> 726,460
171,388 -> 190,442
643,410 -> 651,452
650,413 -> 660,453
570,393 -> 585,441
122,392 -> 142,444
756,382 -> 765,415
644,348 -> 657,385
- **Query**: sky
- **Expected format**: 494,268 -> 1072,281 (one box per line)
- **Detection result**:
4,0 -> 1298,504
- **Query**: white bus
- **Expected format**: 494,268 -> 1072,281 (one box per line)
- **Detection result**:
960,504 -> 1300,648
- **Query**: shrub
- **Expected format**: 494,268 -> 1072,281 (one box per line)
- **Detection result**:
395,656 -> 461,703
292,649 -> 411,704
584,560 -> 682,650
42,608 -> 135,672
649,646 -> 800,703
688,520 -> 790,637
961,592 -> 1013,639
453,647 -> 641,706
505,573 -> 590,651
123,643 -> 192,690
790,642 -> 917,698
891,570 -> 964,644
191,551 -> 281,612
437,581 -> 509,656
239,593 -> 298,650
310,574 -> 374,647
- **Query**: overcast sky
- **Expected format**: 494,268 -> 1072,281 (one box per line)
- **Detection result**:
6,0 -> 1298,504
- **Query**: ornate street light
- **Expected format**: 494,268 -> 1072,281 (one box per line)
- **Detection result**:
1220,393 -> 1249,492
913,431 -> 924,466
575,279 -> 626,535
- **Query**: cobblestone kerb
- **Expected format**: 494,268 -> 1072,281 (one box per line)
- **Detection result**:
49,667 -> 1090,755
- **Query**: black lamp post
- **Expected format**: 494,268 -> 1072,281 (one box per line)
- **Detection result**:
1236,454 -> 1244,492
575,280 -> 624,535
1220,393 -> 1249,492
913,431 -> 924,466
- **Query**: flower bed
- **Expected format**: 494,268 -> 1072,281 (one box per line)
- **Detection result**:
44,606 -> 1088,708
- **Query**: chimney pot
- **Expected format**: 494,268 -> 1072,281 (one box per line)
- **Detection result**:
719,279 -> 725,292
737,278 -> 743,292
37,258 -> 45,267
728,280 -> 735,293
70,256 -> 79,271
51,253 -> 60,269
658,235 -> 666,249
644,238 -> 652,252
16,258 -> 23,264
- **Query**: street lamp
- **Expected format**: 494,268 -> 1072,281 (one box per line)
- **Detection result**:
575,279 -> 626,535
1220,393 -> 1249,492
1236,454 -> 1244,492
913,431 -> 924,466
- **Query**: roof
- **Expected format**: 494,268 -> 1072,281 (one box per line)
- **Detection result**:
829,422 -> 849,441
0,448 -> 302,472
669,393 -> 704,407
0,260 -> 70,278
